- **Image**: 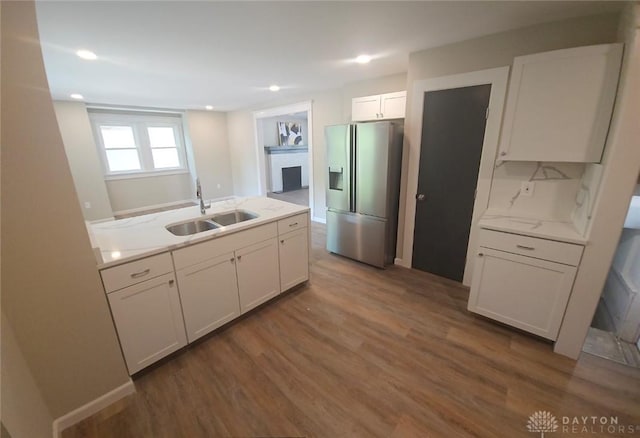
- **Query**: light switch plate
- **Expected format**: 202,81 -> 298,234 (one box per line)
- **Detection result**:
521,181 -> 535,197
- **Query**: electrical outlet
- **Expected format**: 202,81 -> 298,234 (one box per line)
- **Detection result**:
84,201 -> 92,209
521,181 -> 535,197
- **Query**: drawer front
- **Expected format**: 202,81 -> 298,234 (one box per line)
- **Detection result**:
101,252 -> 173,293
172,223 -> 277,270
278,213 -> 308,234
478,229 -> 583,266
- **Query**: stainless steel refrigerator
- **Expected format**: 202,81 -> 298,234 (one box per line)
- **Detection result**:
325,121 -> 403,268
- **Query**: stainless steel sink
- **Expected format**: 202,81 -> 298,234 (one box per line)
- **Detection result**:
166,220 -> 219,236
209,210 -> 258,226
165,210 -> 258,236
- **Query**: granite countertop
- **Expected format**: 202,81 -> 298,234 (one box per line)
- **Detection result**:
478,210 -> 587,245
90,196 -> 309,269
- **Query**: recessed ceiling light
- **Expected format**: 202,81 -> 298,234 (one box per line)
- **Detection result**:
269,85 -> 280,92
70,93 -> 84,100
76,49 -> 97,60
355,54 -> 372,64
205,105 -> 213,110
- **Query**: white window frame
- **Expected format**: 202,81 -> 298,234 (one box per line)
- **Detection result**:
89,110 -> 189,180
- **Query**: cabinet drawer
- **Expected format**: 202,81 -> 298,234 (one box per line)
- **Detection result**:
478,229 -> 583,266
278,213 -> 308,234
173,223 -> 277,270
101,252 -> 173,293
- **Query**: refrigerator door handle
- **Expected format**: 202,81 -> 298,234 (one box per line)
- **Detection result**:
350,125 -> 357,212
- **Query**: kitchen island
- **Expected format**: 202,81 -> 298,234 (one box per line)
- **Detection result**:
90,197 -> 310,374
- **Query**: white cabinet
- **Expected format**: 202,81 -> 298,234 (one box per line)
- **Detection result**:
236,239 -> 281,313
279,228 -> 309,292
107,272 -> 187,374
352,91 -> 406,121
176,252 -> 240,343
498,43 -> 622,162
468,229 -> 583,340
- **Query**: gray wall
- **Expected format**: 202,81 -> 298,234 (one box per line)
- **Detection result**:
1,1 -> 130,423
53,101 -> 114,221
184,110 -> 235,201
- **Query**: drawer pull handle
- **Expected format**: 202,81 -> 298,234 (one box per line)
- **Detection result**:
289,222 -> 298,227
130,268 -> 151,278
516,244 -> 535,250
478,253 -> 484,257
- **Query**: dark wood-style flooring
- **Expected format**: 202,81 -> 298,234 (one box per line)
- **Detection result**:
64,223 -> 640,438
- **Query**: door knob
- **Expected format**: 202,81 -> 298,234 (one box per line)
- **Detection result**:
416,194 -> 425,201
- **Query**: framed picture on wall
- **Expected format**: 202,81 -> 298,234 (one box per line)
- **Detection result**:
278,121 -> 303,146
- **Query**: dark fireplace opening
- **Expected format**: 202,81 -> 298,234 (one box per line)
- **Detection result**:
282,166 -> 302,192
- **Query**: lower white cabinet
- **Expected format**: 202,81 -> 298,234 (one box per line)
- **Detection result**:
468,229 -> 583,340
279,228 -> 309,292
176,252 -> 241,343
236,238 -> 281,313
107,272 -> 187,374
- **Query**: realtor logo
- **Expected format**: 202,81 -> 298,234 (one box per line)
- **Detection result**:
527,411 -> 559,437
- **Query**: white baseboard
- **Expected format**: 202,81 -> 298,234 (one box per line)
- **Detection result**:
394,257 -> 410,268
112,199 -> 194,217
52,380 -> 135,437
312,216 -> 326,224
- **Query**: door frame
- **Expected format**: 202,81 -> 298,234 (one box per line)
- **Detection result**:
397,67 -> 509,286
253,100 -> 314,220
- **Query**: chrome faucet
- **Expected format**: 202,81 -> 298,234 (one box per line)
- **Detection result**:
196,178 -> 209,214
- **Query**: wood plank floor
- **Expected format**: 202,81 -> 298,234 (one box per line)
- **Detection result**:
64,223 -> 640,438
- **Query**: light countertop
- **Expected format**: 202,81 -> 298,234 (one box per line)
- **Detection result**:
90,196 -> 309,269
479,210 -> 587,245
624,196 -> 640,230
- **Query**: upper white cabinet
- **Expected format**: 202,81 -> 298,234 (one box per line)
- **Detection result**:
352,91 -> 406,121
498,43 -> 623,163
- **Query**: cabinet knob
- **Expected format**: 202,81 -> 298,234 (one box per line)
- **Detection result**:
230,257 -> 235,263
478,253 -> 484,257
280,240 -> 285,244
237,255 -> 242,261
500,151 -> 507,156
169,279 -> 175,286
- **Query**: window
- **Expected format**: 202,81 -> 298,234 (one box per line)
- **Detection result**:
89,110 -> 188,178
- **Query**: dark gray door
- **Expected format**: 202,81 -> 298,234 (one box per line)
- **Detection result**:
412,85 -> 491,282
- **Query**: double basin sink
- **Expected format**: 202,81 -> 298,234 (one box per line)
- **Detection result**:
166,209 -> 258,236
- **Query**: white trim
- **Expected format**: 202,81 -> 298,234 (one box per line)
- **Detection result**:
253,101 -> 315,220
88,216 -> 116,224
311,216 -> 326,224
52,380 -> 135,437
394,257 -> 409,268
104,169 -> 190,181
400,67 -> 510,286
111,198 -> 195,217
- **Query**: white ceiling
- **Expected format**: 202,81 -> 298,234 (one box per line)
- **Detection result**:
35,1 -> 623,111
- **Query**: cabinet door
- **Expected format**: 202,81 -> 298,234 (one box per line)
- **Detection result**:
352,95 -> 381,121
236,238 -> 281,313
176,252 -> 240,343
279,228 -> 309,292
498,43 -> 622,162
467,248 -> 577,340
379,91 -> 406,119
107,273 -> 187,374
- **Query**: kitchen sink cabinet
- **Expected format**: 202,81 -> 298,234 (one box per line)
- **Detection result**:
236,238 -> 281,313
468,229 -> 583,340
107,272 -> 187,374
279,227 -> 309,292
176,252 -> 241,343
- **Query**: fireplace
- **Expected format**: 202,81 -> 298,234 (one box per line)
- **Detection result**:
281,166 -> 302,192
